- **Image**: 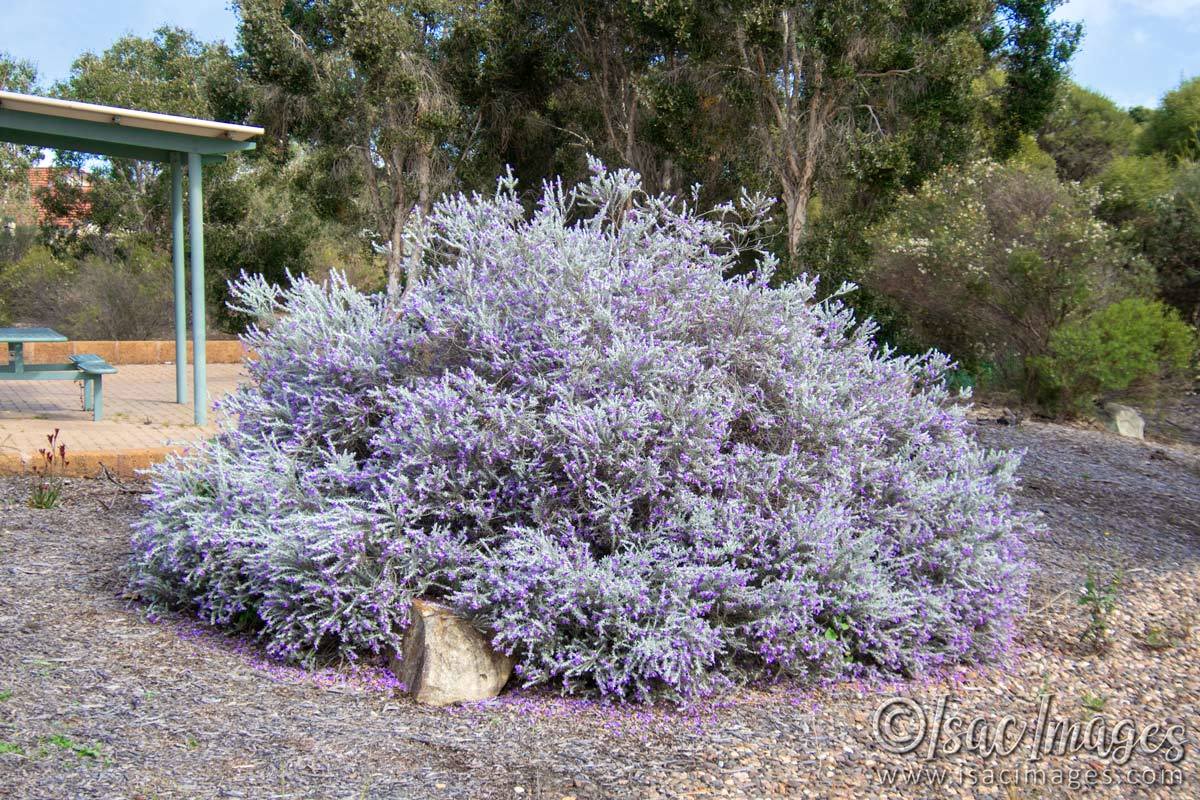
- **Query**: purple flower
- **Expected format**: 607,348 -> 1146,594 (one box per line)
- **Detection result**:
128,163 -> 1035,704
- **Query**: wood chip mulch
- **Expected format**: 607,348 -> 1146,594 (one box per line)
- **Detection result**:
0,418 -> 1197,799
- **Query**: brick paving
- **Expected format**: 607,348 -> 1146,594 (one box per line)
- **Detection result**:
0,364 -> 243,475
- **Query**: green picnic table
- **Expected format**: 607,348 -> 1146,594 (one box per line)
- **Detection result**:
0,327 -> 117,421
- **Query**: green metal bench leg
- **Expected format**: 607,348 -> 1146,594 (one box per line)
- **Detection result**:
83,378 -> 94,412
92,377 -> 103,421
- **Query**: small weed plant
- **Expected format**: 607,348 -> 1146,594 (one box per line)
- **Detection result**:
1079,567 -> 1122,651
1081,691 -> 1108,714
1142,625 -> 1173,650
29,429 -> 69,509
44,734 -> 100,760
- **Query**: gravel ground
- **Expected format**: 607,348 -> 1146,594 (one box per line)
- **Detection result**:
0,419 -> 1198,799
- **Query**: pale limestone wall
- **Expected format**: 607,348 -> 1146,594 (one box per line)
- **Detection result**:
0,446 -> 187,479
0,340 -> 246,365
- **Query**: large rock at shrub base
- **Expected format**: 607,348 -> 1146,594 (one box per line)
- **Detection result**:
1102,402 -> 1145,440
392,599 -> 514,706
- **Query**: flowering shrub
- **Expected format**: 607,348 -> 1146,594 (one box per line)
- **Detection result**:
130,163 -> 1037,703
867,159 -> 1149,390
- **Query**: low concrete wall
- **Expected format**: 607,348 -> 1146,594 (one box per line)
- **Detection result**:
0,446 -> 185,479
0,340 -> 245,365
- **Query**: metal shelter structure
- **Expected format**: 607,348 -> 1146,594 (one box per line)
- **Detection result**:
0,90 -> 264,425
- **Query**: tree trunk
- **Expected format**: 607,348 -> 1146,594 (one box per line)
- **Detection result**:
386,201 -> 409,301
783,85 -> 828,261
784,186 -> 811,261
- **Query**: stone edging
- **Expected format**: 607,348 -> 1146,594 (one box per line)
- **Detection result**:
0,446 -> 182,479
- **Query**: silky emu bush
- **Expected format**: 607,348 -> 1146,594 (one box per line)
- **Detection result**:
130,163 -> 1036,703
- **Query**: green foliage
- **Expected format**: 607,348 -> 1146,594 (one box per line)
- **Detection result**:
205,154 -> 381,329
0,52 -> 40,210
0,243 -> 176,339
1037,82 -> 1138,181
0,2 -> 1124,362
867,159 -> 1146,388
64,247 -> 176,339
1093,154 -> 1174,227
796,212 -> 925,355
778,0 -> 1079,301
29,429 -> 69,510
44,734 -> 100,760
1033,298 -> 1197,412
1078,567 -> 1121,652
463,0 -> 1077,269
0,223 -> 37,270
238,0 -> 491,295
0,245 -> 74,328
736,0 -> 1006,257
1010,133 -> 1058,173
1128,105 -> 1153,125
0,52 -> 36,93
1140,77 -> 1200,160
1144,162 -> 1200,323
988,0 -> 1081,157
1141,624 -> 1175,650
55,27 -> 232,116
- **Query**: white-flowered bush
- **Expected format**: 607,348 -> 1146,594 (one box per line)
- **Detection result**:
130,162 -> 1036,703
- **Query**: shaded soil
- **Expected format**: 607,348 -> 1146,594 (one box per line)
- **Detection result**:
0,419 -> 1198,799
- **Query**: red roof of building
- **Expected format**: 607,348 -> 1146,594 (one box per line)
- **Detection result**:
24,167 -> 92,227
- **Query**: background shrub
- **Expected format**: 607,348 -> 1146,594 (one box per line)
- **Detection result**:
1093,154 -> 1174,228
1139,77 -> 1200,161
1037,82 -> 1137,182
0,243 -> 175,338
0,244 -> 75,329
1143,163 -> 1200,324
62,247 -> 176,339
130,165 -> 1038,703
867,159 -> 1150,399
1032,298 -> 1197,412
0,223 -> 36,265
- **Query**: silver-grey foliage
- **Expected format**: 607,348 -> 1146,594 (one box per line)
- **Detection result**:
130,163 -> 1036,703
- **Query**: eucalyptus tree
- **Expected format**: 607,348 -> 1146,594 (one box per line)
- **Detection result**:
49,27 -> 239,245
452,0 -> 762,206
238,0 -> 493,299
0,53 -> 40,225
727,0 -> 1078,261
544,1 -> 744,195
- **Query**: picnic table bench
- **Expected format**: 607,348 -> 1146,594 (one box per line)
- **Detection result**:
0,327 -> 118,421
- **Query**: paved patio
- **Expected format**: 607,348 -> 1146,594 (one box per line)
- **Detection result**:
0,363 -> 243,476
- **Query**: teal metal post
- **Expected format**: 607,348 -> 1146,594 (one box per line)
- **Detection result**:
171,154 -> 186,404
187,152 -> 207,426
92,377 -> 104,421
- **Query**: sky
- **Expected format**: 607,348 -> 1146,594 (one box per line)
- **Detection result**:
0,0 -> 240,85
1054,0 -> 1200,107
0,0 -> 1198,110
